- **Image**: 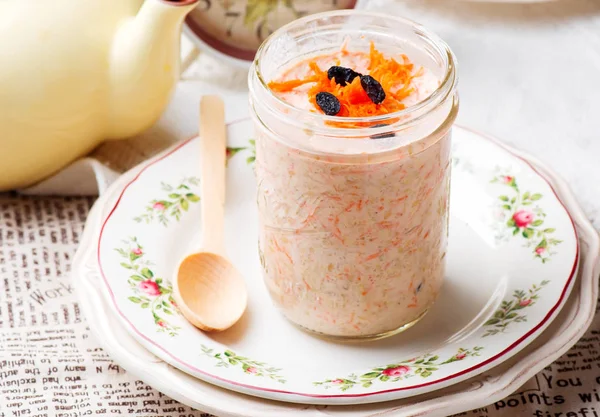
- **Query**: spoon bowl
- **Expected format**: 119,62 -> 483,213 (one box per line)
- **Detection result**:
175,252 -> 247,332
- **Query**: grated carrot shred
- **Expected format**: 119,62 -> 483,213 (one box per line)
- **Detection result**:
268,42 -> 419,120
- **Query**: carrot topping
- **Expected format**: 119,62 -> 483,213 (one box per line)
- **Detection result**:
268,42 -> 420,120
267,78 -> 316,93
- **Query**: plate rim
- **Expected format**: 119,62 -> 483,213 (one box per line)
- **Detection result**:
74,125 -> 600,415
93,123 -> 580,403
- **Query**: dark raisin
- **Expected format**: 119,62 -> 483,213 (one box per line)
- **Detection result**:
360,75 -> 386,104
315,92 -> 341,116
327,66 -> 361,87
369,123 -> 395,139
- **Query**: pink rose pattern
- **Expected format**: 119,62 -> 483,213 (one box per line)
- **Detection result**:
493,174 -> 561,263
512,209 -> 534,228
115,237 -> 181,336
382,366 -> 410,377
314,347 -> 483,391
139,280 -> 161,296
483,280 -> 549,337
152,202 -> 166,211
201,345 -> 285,384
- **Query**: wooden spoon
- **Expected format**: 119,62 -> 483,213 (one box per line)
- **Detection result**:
172,95 -> 247,332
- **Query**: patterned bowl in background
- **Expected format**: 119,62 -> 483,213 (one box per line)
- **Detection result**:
184,0 -> 358,66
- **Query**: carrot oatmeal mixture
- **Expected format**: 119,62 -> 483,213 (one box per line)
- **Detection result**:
255,43 -> 451,338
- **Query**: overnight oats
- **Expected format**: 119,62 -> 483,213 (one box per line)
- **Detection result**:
249,11 -> 458,340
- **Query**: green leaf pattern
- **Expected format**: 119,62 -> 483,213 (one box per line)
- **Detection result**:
201,344 -> 286,384
132,146 -> 252,226
226,146 -> 246,163
134,177 -> 201,226
116,238 -> 181,336
492,174 -> 561,262
313,347 -> 484,391
246,139 -> 256,164
226,141 -> 255,165
482,280 -> 549,337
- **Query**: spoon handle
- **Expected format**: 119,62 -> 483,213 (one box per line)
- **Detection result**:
199,95 -> 227,254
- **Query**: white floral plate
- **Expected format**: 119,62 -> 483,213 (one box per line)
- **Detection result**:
95,121 -> 578,405
75,132 -> 599,416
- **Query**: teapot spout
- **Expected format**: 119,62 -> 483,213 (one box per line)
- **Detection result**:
107,0 -> 198,139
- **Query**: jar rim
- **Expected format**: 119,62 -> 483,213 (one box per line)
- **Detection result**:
251,9 -> 458,131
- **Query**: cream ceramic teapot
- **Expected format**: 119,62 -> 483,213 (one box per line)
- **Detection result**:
0,0 -> 198,190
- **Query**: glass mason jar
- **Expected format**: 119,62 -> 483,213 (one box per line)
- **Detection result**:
248,10 -> 458,340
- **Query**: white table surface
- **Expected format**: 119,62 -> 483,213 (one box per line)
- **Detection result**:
154,0 -> 600,233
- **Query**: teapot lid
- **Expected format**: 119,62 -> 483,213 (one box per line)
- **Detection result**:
184,1 -> 358,68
